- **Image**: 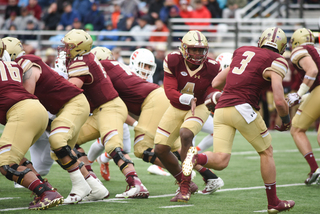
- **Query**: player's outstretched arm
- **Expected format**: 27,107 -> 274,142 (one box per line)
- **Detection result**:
211,67 -> 229,90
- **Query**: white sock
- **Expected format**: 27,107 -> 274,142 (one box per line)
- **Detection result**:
87,139 -> 105,163
100,153 -> 112,163
197,134 -> 213,153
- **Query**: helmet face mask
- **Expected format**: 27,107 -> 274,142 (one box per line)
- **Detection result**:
258,27 -> 287,55
290,28 -> 315,50
55,50 -> 67,74
129,48 -> 156,80
179,30 -> 208,65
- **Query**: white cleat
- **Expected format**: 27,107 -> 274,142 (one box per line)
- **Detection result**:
182,147 -> 198,176
191,170 -> 196,180
147,165 -> 170,176
14,182 -> 25,188
197,177 -> 224,194
63,170 -> 92,204
83,176 -> 109,201
115,177 -> 149,198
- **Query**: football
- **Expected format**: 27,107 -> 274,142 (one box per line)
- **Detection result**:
205,91 -> 222,112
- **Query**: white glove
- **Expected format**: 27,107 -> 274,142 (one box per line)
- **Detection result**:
286,93 -> 301,107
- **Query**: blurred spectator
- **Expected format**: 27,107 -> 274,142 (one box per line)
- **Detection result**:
168,5 -> 185,41
217,0 -> 227,9
37,0 -> 55,9
129,15 -> 155,48
20,20 -> 38,40
111,2 -> 121,29
83,1 -> 105,31
57,2 -> 81,31
179,0 -> 192,23
72,18 -> 83,29
18,0 -> 29,7
5,0 -> 21,20
147,0 -> 165,25
4,24 -> 20,38
120,0 -> 140,19
2,11 -> 20,30
117,13 -> 137,42
17,6 -> 39,30
204,0 -> 222,18
22,42 -> 36,54
222,0 -> 247,18
153,44 -> 166,86
173,0 -> 190,5
112,47 -> 125,64
44,47 -> 57,68
84,23 -> 96,41
26,0 -> 42,20
42,2 -> 61,30
56,0 -> 72,14
48,34 -> 64,48
99,20 -> 119,50
73,0 -> 92,21
149,19 -> 169,43
190,0 -> 212,28
159,0 -> 180,25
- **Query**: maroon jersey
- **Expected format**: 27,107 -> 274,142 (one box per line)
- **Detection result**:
163,51 -> 221,110
67,53 -> 118,112
0,61 -> 37,125
290,45 -> 320,92
15,54 -> 83,114
216,46 -> 288,110
100,60 -> 159,115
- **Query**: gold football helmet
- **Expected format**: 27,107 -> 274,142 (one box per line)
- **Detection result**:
179,30 -> 209,65
290,28 -> 315,50
2,37 -> 25,60
61,29 -> 93,59
91,47 -> 113,61
258,27 -> 287,55
0,39 -> 5,59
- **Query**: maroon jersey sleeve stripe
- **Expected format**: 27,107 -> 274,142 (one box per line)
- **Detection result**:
275,59 -> 288,69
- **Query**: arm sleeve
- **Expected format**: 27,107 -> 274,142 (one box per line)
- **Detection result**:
163,72 -> 183,106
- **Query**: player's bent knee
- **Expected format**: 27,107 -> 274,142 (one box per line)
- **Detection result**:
53,145 -> 78,170
110,147 -> 134,166
154,144 -> 171,158
3,164 -> 32,184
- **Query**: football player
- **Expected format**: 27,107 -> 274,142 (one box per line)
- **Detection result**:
62,29 -> 149,199
3,37 -> 109,204
0,39 -> 63,210
182,27 -> 295,213
286,28 -> 320,185
153,30 -> 222,202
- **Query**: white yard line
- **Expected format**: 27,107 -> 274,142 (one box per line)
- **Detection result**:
159,205 -> 194,208
0,183 -> 306,212
0,197 -> 20,200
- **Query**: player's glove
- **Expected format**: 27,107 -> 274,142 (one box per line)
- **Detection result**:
275,121 -> 291,131
286,93 -> 301,107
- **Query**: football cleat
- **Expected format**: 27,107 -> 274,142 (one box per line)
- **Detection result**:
305,168 -> 320,185
171,180 -> 191,202
97,156 -> 110,181
198,177 -> 224,194
175,181 -> 198,196
63,170 -> 92,204
267,200 -> 295,214
28,190 -> 64,210
83,176 -> 110,201
182,147 -> 198,176
14,182 -> 24,188
115,177 -> 149,199
147,165 -> 170,176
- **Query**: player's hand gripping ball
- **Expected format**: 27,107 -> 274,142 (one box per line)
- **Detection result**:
205,91 -> 222,112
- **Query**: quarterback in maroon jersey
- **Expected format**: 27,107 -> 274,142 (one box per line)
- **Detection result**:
62,29 -> 149,199
153,30 -> 222,202
3,37 -> 109,204
182,27 -> 295,213
286,28 -> 320,185
0,39 -> 63,210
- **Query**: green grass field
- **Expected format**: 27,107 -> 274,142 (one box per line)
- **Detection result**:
0,128 -> 319,214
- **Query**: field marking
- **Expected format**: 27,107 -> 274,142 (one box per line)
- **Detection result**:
159,205 -> 194,208
0,197 -> 20,200
0,183 -> 306,212
253,210 -> 267,213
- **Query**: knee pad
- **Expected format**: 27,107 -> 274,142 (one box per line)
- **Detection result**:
142,148 -> 157,164
110,147 -> 134,166
173,151 -> 181,161
73,145 -> 87,159
54,145 -> 78,170
3,164 -> 32,184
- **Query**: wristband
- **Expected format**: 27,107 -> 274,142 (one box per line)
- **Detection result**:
280,114 -> 290,124
132,121 -> 138,128
212,92 -> 222,105
179,94 -> 194,105
304,75 -> 316,80
297,83 -> 310,97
